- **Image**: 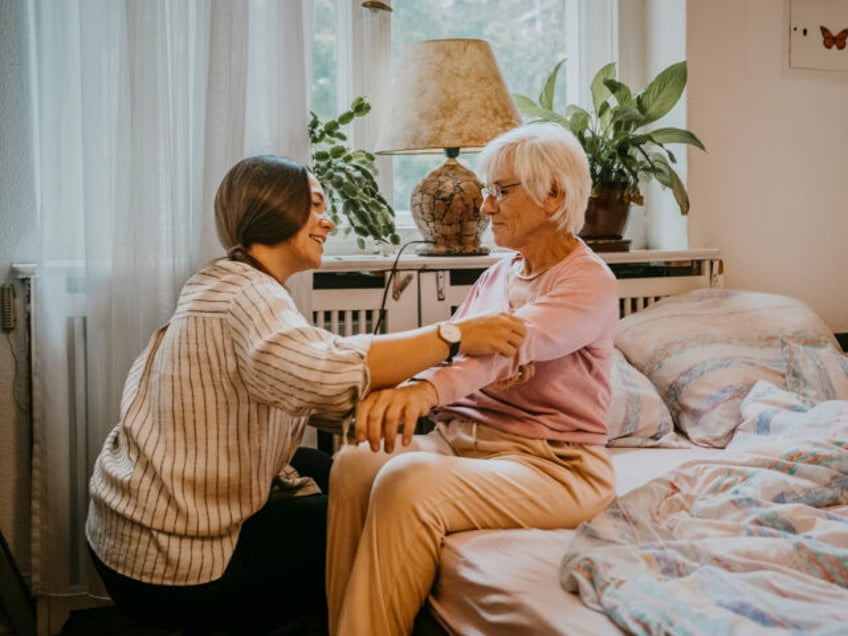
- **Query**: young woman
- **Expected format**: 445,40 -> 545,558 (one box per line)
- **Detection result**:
85,155 -> 526,634
327,123 -> 620,636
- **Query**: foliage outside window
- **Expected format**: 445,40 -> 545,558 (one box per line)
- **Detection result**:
311,0 -> 338,122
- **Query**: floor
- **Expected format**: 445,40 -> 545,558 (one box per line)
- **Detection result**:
59,605 -> 181,635
59,604 -> 446,636
58,605 -> 328,636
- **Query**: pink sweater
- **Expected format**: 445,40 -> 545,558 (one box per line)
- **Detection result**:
419,243 -> 618,445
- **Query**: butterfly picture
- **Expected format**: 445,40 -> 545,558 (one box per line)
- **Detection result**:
820,26 -> 848,50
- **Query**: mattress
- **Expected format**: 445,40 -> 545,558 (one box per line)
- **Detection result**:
427,446 -> 725,636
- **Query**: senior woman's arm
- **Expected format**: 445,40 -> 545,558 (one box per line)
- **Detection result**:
354,380 -> 438,452
355,260 -> 618,451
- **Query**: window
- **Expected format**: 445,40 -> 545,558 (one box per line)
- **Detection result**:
311,0 -> 340,121
311,0 -> 617,245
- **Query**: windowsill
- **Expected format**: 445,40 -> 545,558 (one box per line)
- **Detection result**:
323,219 -> 499,257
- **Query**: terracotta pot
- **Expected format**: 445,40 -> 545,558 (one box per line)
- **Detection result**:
579,188 -> 630,240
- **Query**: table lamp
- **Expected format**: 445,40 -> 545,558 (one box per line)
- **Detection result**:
375,38 -> 521,255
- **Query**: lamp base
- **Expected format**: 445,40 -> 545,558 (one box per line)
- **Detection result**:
410,157 -> 490,256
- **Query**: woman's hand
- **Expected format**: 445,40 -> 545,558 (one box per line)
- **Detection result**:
455,310 -> 526,358
355,380 -> 438,453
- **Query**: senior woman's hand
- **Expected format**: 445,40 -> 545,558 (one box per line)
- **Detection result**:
454,310 -> 526,358
355,380 -> 438,453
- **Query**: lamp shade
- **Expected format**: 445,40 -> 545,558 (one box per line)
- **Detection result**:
375,39 -> 521,154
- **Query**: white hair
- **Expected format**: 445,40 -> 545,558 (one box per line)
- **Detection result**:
478,122 -> 591,234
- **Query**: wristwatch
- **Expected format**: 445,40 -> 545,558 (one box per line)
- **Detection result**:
437,322 -> 461,365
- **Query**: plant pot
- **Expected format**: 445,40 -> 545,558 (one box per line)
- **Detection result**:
579,188 -> 630,240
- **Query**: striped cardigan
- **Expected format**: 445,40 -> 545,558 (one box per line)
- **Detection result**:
86,259 -> 371,585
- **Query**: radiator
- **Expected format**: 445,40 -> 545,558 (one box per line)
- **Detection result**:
12,264 -> 108,636
310,252 -> 724,331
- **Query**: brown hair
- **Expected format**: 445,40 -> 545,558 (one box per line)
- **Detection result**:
214,155 -> 311,268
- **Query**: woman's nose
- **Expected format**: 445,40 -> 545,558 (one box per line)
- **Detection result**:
480,194 -> 497,215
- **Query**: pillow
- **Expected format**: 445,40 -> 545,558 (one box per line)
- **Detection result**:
606,348 -> 687,447
614,289 -> 839,448
732,379 -> 848,449
782,340 -> 848,405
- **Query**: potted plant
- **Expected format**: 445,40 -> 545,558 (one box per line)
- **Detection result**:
513,60 -> 705,244
309,96 -> 400,250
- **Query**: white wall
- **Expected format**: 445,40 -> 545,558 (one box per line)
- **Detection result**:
687,0 -> 848,331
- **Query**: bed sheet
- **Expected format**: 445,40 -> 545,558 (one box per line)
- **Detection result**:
428,446 -> 724,636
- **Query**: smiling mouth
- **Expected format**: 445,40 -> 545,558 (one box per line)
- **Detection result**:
310,234 -> 327,247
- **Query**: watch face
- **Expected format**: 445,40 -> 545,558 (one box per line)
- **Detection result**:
439,322 -> 461,343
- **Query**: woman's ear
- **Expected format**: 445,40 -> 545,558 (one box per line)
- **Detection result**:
544,183 -> 566,215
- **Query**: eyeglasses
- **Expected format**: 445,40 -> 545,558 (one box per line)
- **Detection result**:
481,182 -> 522,202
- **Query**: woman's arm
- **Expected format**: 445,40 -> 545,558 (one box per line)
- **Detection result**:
365,310 -> 526,390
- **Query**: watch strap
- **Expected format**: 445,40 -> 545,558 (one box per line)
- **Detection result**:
445,339 -> 460,365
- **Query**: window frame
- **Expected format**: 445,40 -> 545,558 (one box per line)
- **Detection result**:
326,0 -> 622,250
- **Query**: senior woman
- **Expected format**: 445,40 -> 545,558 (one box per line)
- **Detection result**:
326,122 -> 620,636
84,154 -> 526,634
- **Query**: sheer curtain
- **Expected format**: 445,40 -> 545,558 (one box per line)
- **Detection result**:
27,0 -> 310,609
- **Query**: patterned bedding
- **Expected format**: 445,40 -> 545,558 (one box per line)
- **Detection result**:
560,381 -> 848,635
426,290 -> 848,636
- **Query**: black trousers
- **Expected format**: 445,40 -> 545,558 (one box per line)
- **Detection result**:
89,447 -> 332,634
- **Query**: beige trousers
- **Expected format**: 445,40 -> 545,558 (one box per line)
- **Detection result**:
326,420 -> 615,636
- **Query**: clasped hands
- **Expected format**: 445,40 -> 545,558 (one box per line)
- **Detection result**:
355,310 -> 526,453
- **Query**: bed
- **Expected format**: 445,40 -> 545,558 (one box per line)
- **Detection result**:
416,288 -> 848,635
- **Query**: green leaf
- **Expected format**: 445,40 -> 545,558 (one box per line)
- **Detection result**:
638,61 -> 687,125
568,109 -> 590,136
539,58 -> 567,110
515,102 -> 571,128
609,105 -> 643,128
647,127 -> 706,150
513,93 -> 540,111
647,154 -> 690,215
590,62 -> 617,114
603,79 -> 634,108
667,166 -> 689,215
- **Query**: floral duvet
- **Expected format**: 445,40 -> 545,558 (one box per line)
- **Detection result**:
560,380 -> 848,635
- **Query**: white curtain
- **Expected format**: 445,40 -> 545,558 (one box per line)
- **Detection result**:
27,0 -> 309,604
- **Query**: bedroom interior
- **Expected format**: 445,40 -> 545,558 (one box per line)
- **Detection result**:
1,1 -> 847,635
